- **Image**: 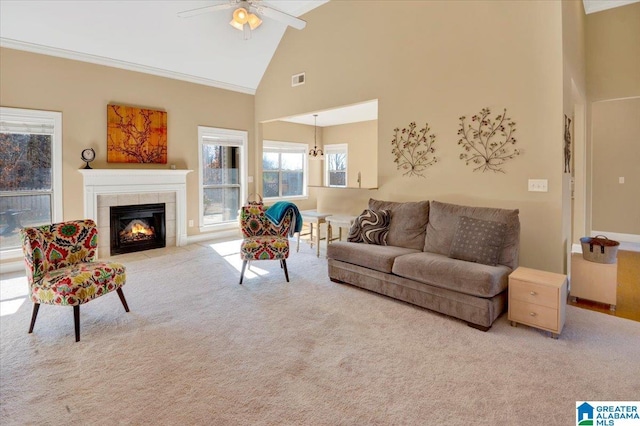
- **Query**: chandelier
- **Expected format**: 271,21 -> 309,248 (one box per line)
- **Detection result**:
309,114 -> 324,159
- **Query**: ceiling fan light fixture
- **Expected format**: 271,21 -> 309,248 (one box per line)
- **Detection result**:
232,7 -> 249,24
178,1 -> 307,31
229,18 -> 244,31
248,13 -> 262,30
230,6 -> 260,34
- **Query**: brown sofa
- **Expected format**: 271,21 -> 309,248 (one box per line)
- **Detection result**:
327,199 -> 520,330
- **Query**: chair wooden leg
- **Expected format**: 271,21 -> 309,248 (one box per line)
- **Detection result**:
116,288 -> 130,312
74,305 -> 80,342
282,259 -> 290,282
239,260 -> 248,285
28,303 -> 40,334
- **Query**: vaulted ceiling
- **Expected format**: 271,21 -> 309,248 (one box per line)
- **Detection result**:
0,0 -> 328,94
1,0 -> 637,96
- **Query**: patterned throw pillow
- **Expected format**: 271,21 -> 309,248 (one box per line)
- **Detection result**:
449,216 -> 507,266
347,209 -> 391,245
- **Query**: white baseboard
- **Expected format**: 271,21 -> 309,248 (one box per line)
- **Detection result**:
0,260 -> 24,275
186,229 -> 242,244
573,231 -> 640,253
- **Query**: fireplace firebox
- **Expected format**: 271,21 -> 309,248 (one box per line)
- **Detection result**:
110,203 -> 166,255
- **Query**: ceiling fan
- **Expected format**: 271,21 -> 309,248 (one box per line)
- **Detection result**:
177,0 -> 307,39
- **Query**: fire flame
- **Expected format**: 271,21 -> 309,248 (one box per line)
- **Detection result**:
131,222 -> 153,236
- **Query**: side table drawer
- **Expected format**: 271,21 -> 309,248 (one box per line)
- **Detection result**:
510,279 -> 558,308
509,299 -> 558,331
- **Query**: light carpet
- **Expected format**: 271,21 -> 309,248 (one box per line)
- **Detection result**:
1,239 -> 639,425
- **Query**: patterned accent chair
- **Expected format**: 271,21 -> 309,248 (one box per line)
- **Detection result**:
239,204 -> 293,284
20,219 -> 129,342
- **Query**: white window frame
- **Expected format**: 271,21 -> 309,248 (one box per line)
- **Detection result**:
0,107 -> 63,260
262,140 -> 308,201
198,126 -> 248,232
324,143 -> 348,188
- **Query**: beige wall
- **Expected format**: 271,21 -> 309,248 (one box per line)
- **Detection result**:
591,98 -> 640,234
563,0 -> 587,108
586,3 -> 640,237
322,120 -> 377,189
257,0 -> 566,272
586,3 -> 640,101
0,48 -> 254,243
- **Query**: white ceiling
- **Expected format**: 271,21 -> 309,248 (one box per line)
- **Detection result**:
0,0 -> 328,94
277,100 -> 378,127
583,0 -> 640,14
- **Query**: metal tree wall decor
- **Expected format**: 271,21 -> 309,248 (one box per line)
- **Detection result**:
564,114 -> 572,173
391,122 -> 437,177
457,107 -> 519,173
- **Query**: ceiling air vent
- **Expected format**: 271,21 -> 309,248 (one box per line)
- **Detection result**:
292,72 -> 305,87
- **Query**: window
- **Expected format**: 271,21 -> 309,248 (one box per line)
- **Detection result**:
198,126 -> 247,230
262,141 -> 307,199
324,144 -> 348,187
0,107 -> 62,254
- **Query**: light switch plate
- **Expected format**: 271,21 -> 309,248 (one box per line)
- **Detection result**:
528,179 -> 548,192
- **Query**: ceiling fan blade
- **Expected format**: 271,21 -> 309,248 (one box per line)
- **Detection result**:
256,5 -> 307,30
177,2 -> 235,18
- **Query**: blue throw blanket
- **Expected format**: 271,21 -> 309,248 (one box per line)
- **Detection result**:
265,202 -> 303,237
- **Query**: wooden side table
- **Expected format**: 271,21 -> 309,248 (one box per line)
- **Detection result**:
570,253 -> 617,311
508,267 -> 567,339
326,215 -> 356,246
297,210 -> 332,257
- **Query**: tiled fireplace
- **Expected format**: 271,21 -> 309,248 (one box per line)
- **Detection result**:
79,169 -> 191,257
109,201 -> 167,255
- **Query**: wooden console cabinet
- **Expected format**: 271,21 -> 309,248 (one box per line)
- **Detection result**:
508,267 -> 567,338
570,253 -> 617,310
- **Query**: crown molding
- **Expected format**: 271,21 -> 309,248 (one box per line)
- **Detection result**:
0,38 -> 256,95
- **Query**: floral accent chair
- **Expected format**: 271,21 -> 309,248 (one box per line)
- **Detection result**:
239,203 -> 293,284
20,219 -> 129,342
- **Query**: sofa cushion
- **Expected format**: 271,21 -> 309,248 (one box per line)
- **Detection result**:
424,201 -> 520,269
449,216 -> 507,266
368,199 -> 430,250
347,209 -> 391,245
392,251 -> 511,298
327,241 -> 420,274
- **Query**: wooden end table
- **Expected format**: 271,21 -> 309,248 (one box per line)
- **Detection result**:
570,253 -> 617,311
508,267 -> 567,339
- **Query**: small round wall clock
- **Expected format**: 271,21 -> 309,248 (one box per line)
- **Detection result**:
81,148 -> 96,169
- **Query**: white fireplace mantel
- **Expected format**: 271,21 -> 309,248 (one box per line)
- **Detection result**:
79,169 -> 192,247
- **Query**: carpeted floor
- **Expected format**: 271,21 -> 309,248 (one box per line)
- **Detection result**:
1,239 -> 639,425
